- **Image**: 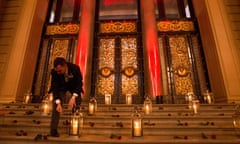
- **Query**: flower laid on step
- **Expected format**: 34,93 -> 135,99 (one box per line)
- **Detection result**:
12,120 -> 18,123
112,114 -> 120,117
16,130 -> 27,136
0,109 -> 5,115
89,122 -> 95,127
63,120 -> 71,126
5,106 -> 10,108
81,106 -> 85,110
34,134 -> 49,141
216,106 -> 222,109
167,113 -> 172,116
211,134 -> 216,139
115,122 -> 124,128
18,105 -> 25,108
159,106 -> 164,110
33,120 -> 41,124
25,110 -> 34,115
201,133 -> 217,140
199,121 -> 210,126
173,135 -> 188,140
218,113 -> 225,116
112,107 -> 117,111
109,134 -> 122,140
176,120 -> 189,126
143,121 -> 156,126
8,111 -> 15,114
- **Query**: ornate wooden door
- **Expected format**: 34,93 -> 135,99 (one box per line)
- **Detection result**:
93,36 -> 143,104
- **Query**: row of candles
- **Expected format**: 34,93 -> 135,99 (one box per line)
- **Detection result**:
88,95 -> 151,137
22,91 -> 215,137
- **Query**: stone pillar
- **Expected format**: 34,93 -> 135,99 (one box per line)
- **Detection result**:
75,0 -> 96,98
141,0 -> 163,100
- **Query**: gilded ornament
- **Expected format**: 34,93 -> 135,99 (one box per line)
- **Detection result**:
100,67 -> 112,77
123,67 -> 135,77
46,24 -> 79,35
157,21 -> 194,32
176,66 -> 189,77
100,21 -> 137,33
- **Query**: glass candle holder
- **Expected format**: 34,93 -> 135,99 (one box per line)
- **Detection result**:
105,94 -> 111,105
132,111 -> 143,137
203,90 -> 214,104
126,94 -> 132,105
69,110 -> 83,137
144,96 -> 152,115
88,97 -> 97,115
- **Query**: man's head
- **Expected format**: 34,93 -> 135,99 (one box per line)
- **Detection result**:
54,57 -> 67,75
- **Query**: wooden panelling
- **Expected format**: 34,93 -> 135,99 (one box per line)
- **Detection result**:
0,0 -> 22,83
223,0 -> 240,62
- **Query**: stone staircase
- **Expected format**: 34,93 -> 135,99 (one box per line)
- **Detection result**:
0,102 -> 240,144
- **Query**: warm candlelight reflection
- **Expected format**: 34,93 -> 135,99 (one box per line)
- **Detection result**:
126,94 -> 132,104
42,100 -> 50,115
69,111 -> 83,136
144,96 -> 152,115
192,100 -> 200,115
105,94 -> 111,105
88,97 -> 97,115
132,111 -> 143,137
203,90 -> 214,104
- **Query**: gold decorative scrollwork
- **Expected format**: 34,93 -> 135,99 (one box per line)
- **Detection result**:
169,36 -> 193,95
157,21 -> 194,32
96,38 -> 115,95
100,21 -> 137,33
46,24 -> 79,35
121,37 -> 138,95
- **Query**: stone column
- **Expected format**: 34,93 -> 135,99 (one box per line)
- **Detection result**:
141,0 -> 163,100
75,0 -> 96,97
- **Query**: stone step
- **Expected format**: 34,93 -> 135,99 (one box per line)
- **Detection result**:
0,132 -> 240,144
0,103 -> 239,144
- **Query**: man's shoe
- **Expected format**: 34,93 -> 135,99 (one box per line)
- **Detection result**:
50,129 -> 60,137
51,133 -> 59,137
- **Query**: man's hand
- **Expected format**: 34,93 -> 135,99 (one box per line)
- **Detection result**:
68,96 -> 76,109
56,103 -> 62,113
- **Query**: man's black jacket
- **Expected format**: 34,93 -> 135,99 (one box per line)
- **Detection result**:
49,62 -> 83,101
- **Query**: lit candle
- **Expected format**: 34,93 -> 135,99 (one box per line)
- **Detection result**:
126,94 -> 132,104
145,104 -> 150,114
49,93 -> 53,102
134,121 -> 141,136
72,119 -> 78,135
207,95 -> 212,104
192,100 -> 199,114
192,103 -> 197,114
105,94 -> 111,105
43,103 -> 49,114
89,103 -> 94,115
25,95 -> 30,103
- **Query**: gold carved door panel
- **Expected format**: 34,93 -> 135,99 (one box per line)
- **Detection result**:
95,37 -> 140,104
169,36 -> 194,95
